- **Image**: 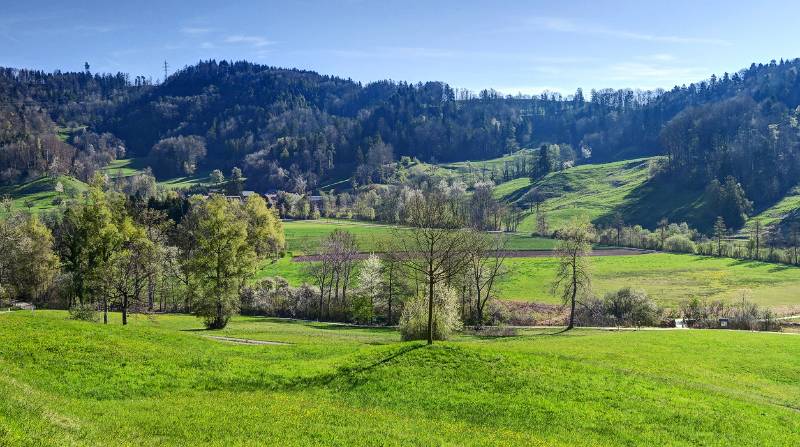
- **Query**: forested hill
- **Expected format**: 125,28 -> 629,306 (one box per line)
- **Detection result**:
2,58 -> 800,226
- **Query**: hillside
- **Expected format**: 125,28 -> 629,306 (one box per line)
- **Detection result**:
4,58 -> 800,214
485,157 -> 713,232
1,311 -> 798,446
0,176 -> 87,216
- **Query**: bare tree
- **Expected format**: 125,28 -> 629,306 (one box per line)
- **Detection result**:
377,239 -> 405,325
304,229 -> 358,321
397,190 -> 472,344
467,231 -> 507,328
552,220 -> 595,330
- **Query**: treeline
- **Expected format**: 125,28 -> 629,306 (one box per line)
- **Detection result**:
0,176 -> 284,328
596,215 -> 800,266
275,167 -> 526,232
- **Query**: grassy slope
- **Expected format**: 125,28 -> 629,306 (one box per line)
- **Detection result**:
101,158 -> 214,190
490,157 -> 715,232
0,175 -> 87,216
0,311 -> 798,446
498,158 -> 656,232
743,185 -> 800,231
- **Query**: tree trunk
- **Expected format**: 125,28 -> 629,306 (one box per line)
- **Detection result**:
568,255 -> 577,330
387,270 -> 393,325
427,269 -> 434,345
122,294 -> 128,325
103,298 -> 108,325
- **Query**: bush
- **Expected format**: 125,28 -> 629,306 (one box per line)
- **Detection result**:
677,295 -> 779,331
663,234 -> 696,253
399,284 -> 462,341
69,303 -> 98,321
576,288 -> 661,327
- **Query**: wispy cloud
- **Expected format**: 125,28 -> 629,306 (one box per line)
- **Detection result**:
181,26 -> 213,35
529,17 -> 730,46
74,24 -> 116,33
605,62 -> 708,85
317,46 -> 594,65
224,34 -> 274,48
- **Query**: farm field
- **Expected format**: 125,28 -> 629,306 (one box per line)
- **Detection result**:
0,310 -> 798,446
262,250 -> 800,311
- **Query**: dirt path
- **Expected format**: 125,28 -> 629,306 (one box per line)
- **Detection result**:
292,247 -> 653,262
204,336 -> 290,345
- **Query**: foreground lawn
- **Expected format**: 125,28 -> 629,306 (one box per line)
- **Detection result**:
0,311 -> 798,446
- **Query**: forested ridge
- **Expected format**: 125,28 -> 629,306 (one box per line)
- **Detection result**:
3,58 -> 800,229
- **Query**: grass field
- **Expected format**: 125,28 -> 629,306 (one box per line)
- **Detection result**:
0,175 -> 88,217
283,219 -> 557,254
496,253 -> 800,309
0,310 -> 798,446
261,250 -> 800,310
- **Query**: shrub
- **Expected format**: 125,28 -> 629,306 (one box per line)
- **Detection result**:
576,288 -> 661,327
399,285 -> 462,341
677,294 -> 779,331
69,303 -> 98,321
663,234 -> 696,253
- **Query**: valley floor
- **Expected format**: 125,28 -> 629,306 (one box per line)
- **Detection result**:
1,311 -> 798,446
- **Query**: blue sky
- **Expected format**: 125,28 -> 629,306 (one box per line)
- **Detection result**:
2,0 -> 798,94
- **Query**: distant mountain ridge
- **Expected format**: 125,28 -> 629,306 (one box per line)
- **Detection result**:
2,58 -> 800,230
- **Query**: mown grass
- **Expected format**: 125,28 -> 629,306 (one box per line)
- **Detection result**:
0,310 -> 798,446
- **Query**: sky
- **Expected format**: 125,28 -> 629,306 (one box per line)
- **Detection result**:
2,0 -> 799,95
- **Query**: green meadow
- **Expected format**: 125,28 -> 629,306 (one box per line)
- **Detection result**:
1,311 -> 798,446
102,158 -> 215,190
0,176 -> 87,217
496,253 -> 800,309
261,250 -> 800,310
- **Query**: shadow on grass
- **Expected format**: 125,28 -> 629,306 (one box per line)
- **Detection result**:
288,343 -> 425,390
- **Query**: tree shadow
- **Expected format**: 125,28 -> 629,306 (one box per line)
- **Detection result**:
292,343 -> 425,389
